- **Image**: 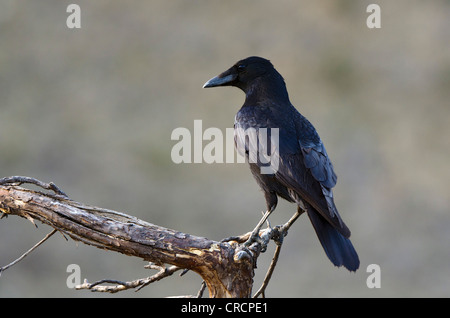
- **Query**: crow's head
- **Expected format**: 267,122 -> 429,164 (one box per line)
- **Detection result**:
203,56 -> 282,94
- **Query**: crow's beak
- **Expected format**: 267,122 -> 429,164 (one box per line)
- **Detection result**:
203,72 -> 237,88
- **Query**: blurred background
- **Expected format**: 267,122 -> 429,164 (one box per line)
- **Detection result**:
0,0 -> 449,297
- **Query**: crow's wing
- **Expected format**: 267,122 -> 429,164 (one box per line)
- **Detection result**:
275,111 -> 350,237
234,105 -> 350,238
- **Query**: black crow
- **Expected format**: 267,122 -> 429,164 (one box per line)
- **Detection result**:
203,56 -> 359,271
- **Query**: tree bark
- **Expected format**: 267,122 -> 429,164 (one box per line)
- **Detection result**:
0,184 -> 256,298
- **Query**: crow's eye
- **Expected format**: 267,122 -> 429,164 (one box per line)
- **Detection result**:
237,64 -> 246,72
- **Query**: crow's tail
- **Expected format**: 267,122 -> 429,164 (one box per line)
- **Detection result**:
307,210 -> 360,272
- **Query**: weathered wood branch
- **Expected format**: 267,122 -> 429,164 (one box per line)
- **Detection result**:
0,181 -> 258,298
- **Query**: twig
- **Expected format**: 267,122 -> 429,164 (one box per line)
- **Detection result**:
0,176 -> 68,198
76,264 -> 182,293
252,208 -> 304,298
0,229 -> 57,276
137,263 -> 181,291
196,281 -> 207,298
253,244 -> 282,298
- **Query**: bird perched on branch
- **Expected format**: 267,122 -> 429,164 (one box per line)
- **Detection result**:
203,56 -> 359,271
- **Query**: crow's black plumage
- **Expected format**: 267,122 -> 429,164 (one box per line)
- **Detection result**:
203,56 -> 359,271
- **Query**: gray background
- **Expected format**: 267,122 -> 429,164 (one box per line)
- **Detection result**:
0,0 -> 449,297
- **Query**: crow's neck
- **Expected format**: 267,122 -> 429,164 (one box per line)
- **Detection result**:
243,74 -> 290,106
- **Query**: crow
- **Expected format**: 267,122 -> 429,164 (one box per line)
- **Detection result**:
203,56 -> 359,271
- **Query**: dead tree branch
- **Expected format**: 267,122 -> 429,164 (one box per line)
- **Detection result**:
0,176 -> 297,298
